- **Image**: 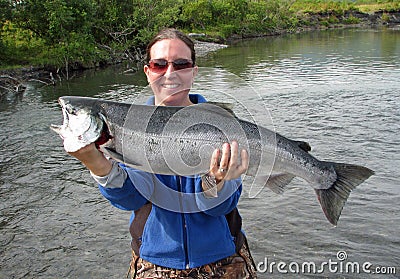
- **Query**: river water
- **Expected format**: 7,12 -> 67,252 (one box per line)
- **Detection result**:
1,28 -> 399,278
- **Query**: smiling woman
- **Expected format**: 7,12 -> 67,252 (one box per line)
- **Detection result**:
143,30 -> 198,106
60,28 -> 257,279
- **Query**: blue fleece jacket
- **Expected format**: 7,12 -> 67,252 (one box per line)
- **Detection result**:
98,94 -> 243,269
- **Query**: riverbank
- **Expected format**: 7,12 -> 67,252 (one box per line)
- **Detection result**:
1,9 -> 399,96
0,40 -> 228,97
203,9 -> 400,42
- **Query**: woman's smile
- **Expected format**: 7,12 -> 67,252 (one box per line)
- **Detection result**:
161,82 -> 180,89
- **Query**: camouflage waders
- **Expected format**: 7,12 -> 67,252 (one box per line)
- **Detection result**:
127,240 -> 257,279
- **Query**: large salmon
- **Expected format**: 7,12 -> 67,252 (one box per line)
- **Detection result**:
51,96 -> 374,225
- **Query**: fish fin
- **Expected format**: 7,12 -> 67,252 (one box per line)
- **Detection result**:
315,163 -> 374,226
246,175 -> 267,198
265,173 -> 295,194
101,147 -> 143,168
207,102 -> 234,110
293,140 -> 312,152
201,102 -> 236,116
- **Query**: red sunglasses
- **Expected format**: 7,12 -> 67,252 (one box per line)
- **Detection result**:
147,59 -> 194,73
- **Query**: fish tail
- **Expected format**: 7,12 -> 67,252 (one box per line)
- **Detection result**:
315,163 -> 374,226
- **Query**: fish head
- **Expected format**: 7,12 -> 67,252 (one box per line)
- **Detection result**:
51,96 -> 110,152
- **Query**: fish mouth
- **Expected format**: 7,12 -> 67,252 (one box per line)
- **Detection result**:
58,97 -> 70,114
95,113 -> 113,147
51,96 -> 113,148
50,98 -> 71,133
58,97 -> 77,125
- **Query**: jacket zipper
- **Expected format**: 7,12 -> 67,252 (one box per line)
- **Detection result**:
177,176 -> 189,268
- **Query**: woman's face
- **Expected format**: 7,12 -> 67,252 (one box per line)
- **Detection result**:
144,38 -> 198,106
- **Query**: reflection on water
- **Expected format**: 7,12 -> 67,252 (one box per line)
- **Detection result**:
1,28 -> 399,278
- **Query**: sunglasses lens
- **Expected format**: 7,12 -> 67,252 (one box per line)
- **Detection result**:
149,60 -> 168,72
148,59 -> 193,73
173,59 -> 193,70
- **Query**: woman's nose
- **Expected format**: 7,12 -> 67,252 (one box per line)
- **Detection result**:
165,63 -> 176,75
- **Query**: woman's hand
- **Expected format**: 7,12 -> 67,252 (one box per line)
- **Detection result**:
203,141 -> 249,194
68,143 -> 112,177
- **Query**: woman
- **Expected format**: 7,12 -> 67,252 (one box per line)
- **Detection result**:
66,28 -> 257,278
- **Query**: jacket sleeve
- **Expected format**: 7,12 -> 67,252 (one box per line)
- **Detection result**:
96,163 -> 153,211
195,177 -> 242,216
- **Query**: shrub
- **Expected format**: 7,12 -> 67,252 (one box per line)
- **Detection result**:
344,15 -> 361,24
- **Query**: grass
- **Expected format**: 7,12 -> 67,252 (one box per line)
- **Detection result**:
292,0 -> 399,13
356,3 -> 400,13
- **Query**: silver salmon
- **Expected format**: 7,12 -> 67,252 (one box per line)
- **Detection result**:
51,96 -> 374,225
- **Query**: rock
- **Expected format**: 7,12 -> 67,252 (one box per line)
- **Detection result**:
189,33 -> 206,38
194,41 -> 228,57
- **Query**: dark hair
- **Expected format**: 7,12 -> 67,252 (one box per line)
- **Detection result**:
145,28 -> 196,65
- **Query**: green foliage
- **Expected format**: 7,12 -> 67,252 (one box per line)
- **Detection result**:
4,0 -> 102,67
0,0 -> 12,25
291,0 -> 355,13
262,0 -> 300,31
343,15 -> 361,24
43,33 -> 100,67
181,0 -> 256,37
181,0 -> 213,29
328,15 -> 340,24
0,21 -> 46,66
1,0 -> 398,69
130,0 -> 182,47
13,0 -> 95,42
381,12 -> 391,23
